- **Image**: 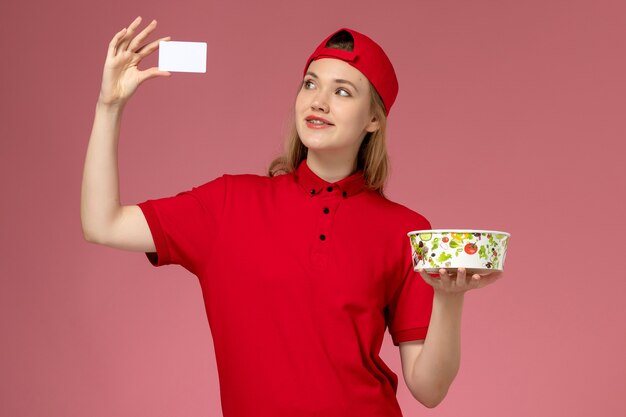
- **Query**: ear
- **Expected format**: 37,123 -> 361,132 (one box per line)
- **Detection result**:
365,114 -> 380,133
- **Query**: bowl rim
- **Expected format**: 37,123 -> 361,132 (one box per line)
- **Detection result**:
407,229 -> 510,237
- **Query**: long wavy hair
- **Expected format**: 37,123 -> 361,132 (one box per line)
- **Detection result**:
267,30 -> 391,197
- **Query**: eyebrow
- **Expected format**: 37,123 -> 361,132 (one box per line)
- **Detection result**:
305,71 -> 359,93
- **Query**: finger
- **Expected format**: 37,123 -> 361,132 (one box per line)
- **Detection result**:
126,15 -> 142,27
475,272 -> 502,288
128,19 -> 158,52
462,268 -> 486,289
136,36 -> 171,58
419,267 -> 440,279
417,268 -> 438,287
457,267 -> 469,287
439,268 -> 453,286
108,27 -> 128,59
118,16 -> 143,52
138,67 -> 172,84
464,268 -> 480,286
475,276 -> 494,289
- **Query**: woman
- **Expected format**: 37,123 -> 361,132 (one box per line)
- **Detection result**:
81,16 -> 502,417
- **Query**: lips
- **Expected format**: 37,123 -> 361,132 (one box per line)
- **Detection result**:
305,116 -> 334,125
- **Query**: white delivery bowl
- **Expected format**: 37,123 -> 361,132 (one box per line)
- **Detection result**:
407,229 -> 510,275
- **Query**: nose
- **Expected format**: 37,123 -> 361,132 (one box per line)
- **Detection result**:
310,90 -> 329,112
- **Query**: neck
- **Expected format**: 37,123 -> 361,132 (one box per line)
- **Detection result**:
306,151 -> 358,183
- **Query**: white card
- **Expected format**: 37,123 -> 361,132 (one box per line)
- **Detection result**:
158,41 -> 207,73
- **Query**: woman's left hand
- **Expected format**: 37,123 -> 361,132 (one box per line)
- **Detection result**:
417,267 -> 503,294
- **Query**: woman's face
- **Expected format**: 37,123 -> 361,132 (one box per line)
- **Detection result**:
295,58 -> 379,160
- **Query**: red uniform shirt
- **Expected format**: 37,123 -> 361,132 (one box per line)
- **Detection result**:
137,158 -> 434,416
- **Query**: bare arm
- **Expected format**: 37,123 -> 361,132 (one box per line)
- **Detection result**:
406,268 -> 501,408
80,16 -> 171,251
80,101 -> 126,243
80,102 -> 155,252
406,285 -> 464,408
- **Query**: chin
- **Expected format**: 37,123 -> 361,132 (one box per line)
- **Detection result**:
300,136 -> 333,150
299,132 -> 320,147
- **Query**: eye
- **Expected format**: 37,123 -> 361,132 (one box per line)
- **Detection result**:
302,79 -> 352,97
337,88 -> 351,97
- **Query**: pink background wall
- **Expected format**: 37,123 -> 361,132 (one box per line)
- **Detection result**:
1,0 -> 624,416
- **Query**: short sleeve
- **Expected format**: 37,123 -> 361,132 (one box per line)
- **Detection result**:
136,174 -> 227,275
386,216 -> 435,346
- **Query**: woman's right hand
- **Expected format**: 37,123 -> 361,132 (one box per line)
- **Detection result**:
98,16 -> 171,107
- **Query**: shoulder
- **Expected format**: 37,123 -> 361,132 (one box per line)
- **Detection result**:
194,172 -> 277,189
191,171 -> 294,199
368,192 -> 432,231
222,172 -> 292,189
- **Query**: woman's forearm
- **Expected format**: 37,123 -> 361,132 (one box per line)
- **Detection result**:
80,100 -> 125,242
410,291 -> 464,408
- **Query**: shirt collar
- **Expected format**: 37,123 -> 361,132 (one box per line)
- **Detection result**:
293,158 -> 366,198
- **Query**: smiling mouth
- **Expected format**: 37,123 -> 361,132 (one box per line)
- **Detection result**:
306,119 -> 334,125
306,120 -> 334,128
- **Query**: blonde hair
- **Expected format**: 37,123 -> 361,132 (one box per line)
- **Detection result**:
266,31 -> 391,197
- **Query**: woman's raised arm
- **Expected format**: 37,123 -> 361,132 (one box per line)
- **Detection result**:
80,16 -> 170,251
